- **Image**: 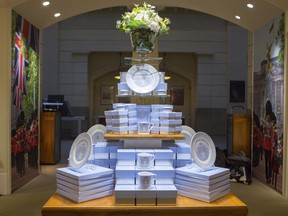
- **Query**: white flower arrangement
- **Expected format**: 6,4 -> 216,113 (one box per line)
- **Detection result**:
116,2 -> 170,35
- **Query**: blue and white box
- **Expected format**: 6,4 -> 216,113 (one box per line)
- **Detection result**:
156,185 -> 177,205
115,184 -> 136,205
117,149 -> 136,160
135,186 -> 157,206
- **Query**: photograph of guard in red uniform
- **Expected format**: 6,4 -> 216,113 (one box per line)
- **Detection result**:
14,110 -> 26,177
253,112 -> 262,167
27,110 -> 39,169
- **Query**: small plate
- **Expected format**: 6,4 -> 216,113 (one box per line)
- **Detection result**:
181,125 -> 196,145
190,132 -> 216,169
87,124 -> 106,144
126,64 -> 160,94
69,132 -> 92,169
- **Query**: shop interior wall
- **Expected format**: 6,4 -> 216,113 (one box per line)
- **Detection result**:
41,7 -> 248,147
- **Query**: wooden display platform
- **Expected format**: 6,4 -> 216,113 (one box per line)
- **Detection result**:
104,133 -> 184,140
42,193 -> 248,216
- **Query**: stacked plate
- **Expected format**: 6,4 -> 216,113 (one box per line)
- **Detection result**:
175,165 -> 230,202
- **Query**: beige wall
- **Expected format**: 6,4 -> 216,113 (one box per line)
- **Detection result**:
0,8 -> 12,195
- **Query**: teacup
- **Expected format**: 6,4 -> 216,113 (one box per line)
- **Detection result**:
137,152 -> 155,169
137,171 -> 157,189
138,122 -> 154,134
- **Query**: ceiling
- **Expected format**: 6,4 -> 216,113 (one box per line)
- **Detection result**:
0,0 -> 287,31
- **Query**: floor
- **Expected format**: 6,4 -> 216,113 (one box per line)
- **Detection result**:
0,139 -> 288,216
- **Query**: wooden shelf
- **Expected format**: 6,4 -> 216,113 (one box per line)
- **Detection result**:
104,133 -> 184,140
42,193 -> 248,216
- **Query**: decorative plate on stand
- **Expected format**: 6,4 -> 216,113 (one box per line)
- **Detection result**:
126,64 -> 160,94
181,125 -> 196,145
87,124 -> 106,144
68,132 -> 92,169
190,132 -> 216,169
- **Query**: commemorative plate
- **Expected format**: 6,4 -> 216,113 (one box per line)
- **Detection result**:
69,132 -> 92,169
190,132 -> 216,169
87,124 -> 106,144
181,125 -> 196,145
126,64 -> 160,94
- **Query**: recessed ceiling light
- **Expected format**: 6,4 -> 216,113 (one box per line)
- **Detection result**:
42,1 -> 50,6
247,3 -> 254,9
235,15 -> 241,20
54,13 -> 61,18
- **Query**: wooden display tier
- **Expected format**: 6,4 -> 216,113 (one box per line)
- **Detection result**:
42,193 -> 248,216
104,133 -> 184,140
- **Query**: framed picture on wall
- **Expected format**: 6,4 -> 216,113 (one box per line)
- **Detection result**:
100,85 -> 114,105
170,86 -> 184,105
230,80 -> 245,103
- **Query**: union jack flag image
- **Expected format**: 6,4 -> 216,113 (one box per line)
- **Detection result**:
13,32 -> 28,109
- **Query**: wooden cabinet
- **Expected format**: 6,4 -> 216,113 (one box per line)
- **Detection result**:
227,114 -> 251,157
40,112 -> 61,164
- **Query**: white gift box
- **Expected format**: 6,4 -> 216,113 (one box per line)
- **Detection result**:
104,110 -> 114,118
150,112 -> 160,118
57,188 -> 113,203
159,126 -> 175,134
128,118 -> 137,126
174,112 -> 182,119
57,182 -> 114,197
112,118 -> 128,124
156,82 -> 167,90
177,153 -> 191,160
175,143 -> 191,153
112,126 -> 128,134
105,118 -> 113,125
105,125 -> 113,132
109,159 -> 117,167
112,110 -> 128,118
135,186 -> 157,206
94,159 -> 110,167
115,184 -> 136,205
94,142 -> 109,153
128,125 -> 138,134
155,178 -> 174,185
176,166 -> 230,181
153,165 -> 175,178
155,159 -> 173,166
117,83 -> 129,90
176,183 -> 230,203
128,110 -> 137,118
175,173 -> 230,186
160,119 -> 182,127
125,103 -> 137,111
176,160 -> 192,168
135,149 -> 154,154
150,127 -> 159,134
156,185 -> 177,205
175,178 -> 230,191
116,160 -> 136,166
117,149 -> 136,160
116,178 -> 135,185
151,104 -> 161,112
175,181 -> 230,196
115,165 -> 135,178
94,153 -> 109,159
175,126 -> 182,134
150,118 -> 160,126
56,173 -> 114,187
56,166 -> 113,181
153,149 -> 173,160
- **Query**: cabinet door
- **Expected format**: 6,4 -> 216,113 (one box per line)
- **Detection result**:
40,112 -> 61,164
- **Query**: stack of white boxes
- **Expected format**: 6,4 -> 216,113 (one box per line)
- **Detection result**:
114,149 -> 177,206
104,103 -> 138,134
87,140 -> 124,169
56,165 -> 114,203
175,166 -> 230,202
